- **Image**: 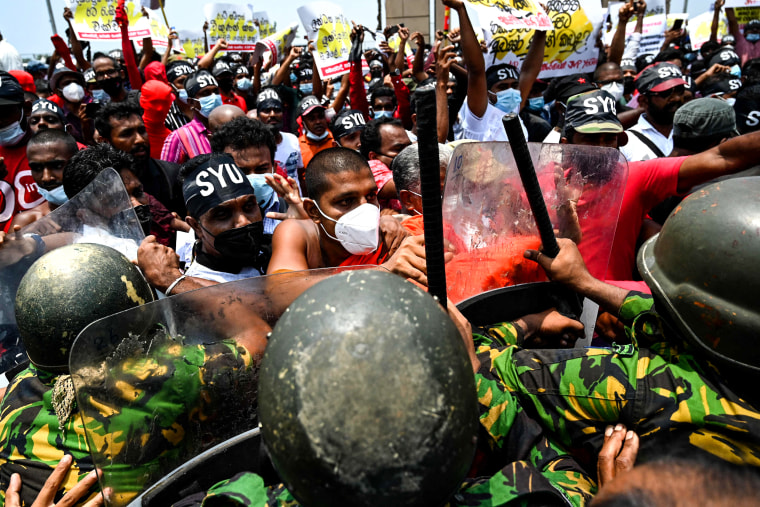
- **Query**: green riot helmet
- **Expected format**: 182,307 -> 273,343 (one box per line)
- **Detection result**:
15,243 -> 154,372
258,270 -> 479,507
638,177 -> 760,376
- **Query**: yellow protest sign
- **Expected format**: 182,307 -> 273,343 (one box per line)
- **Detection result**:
473,0 -> 603,78
203,3 -> 258,50
64,0 -> 149,40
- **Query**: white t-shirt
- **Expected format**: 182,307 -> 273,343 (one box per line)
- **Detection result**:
620,115 -> 673,162
0,40 -> 23,72
184,259 -> 262,283
455,100 -> 528,143
275,132 -> 303,182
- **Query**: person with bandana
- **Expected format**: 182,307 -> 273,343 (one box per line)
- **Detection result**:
444,0 -> 534,143
296,95 -> 336,191
9,130 -> 79,229
0,71 -> 43,233
137,153 -> 268,293
165,61 -> 196,130
330,108 -> 366,151
211,60 -> 247,112
161,70 -> 221,165
266,147 -> 432,284
28,99 -> 67,136
255,88 -> 304,189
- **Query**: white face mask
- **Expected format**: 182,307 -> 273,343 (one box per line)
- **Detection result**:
601,82 -> 624,102
62,82 -> 85,102
313,201 -> 380,255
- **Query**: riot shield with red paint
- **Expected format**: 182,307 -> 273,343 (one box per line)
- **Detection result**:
443,142 -> 628,341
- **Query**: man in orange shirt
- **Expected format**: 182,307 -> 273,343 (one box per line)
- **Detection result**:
297,96 -> 335,193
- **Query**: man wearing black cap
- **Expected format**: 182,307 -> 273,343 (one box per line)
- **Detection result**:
161,70 -> 221,164
620,62 -> 686,162
330,109 -> 366,151
561,88 -> 760,282
734,82 -> 760,133
297,95 -> 336,190
256,88 -> 303,186
541,73 -> 597,143
212,60 -> 247,112
138,153 -> 266,293
0,71 -> 43,233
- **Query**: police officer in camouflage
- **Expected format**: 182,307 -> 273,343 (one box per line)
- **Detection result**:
0,244 -> 154,505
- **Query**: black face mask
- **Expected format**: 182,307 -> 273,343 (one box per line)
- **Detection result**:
133,204 -> 152,235
218,77 -> 234,93
203,221 -> 264,264
623,76 -> 635,96
101,76 -> 122,96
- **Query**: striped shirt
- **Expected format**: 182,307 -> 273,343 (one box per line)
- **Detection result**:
160,118 -> 211,165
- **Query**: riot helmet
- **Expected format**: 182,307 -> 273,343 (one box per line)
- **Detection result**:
15,243 -> 154,372
258,270 -> 478,507
638,178 -> 760,376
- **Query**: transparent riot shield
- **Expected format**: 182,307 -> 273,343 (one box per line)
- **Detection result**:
69,266 -> 373,507
444,142 -> 628,341
0,169 -> 143,374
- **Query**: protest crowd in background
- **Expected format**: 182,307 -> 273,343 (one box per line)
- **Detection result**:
2,0 -> 760,504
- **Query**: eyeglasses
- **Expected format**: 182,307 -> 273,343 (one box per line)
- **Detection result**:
648,85 -> 685,99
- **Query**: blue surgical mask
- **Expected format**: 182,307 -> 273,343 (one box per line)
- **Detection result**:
237,77 -> 253,91
333,82 -> 342,92
198,93 -> 223,117
0,112 -> 25,147
493,88 -> 522,114
527,96 -> 545,112
747,33 -> 760,42
305,127 -> 329,142
178,88 -> 188,102
38,184 -> 68,206
247,173 -> 275,209
300,83 -> 313,94
730,64 -> 742,77
290,72 -> 298,83
92,88 -> 109,102
373,110 -> 394,119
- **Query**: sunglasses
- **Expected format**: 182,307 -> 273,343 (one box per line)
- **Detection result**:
648,85 -> 685,99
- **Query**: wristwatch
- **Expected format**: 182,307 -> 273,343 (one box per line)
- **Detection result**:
391,68 -> 401,77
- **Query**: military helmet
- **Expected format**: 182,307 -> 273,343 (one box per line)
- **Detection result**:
258,270 -> 478,507
15,243 -> 154,372
638,178 -> 760,376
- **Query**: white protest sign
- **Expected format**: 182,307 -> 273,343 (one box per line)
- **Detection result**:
134,9 -> 171,49
689,10 -> 727,49
254,22 -> 300,64
477,0 -> 604,78
203,3 -> 258,51
467,0 -> 552,32
298,2 -> 353,80
64,0 -> 150,41
726,0 -> 760,8
251,10 -> 275,38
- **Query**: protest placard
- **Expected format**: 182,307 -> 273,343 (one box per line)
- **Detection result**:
252,11 -> 275,38
179,30 -> 205,58
63,0 -> 150,41
726,0 -> 760,8
254,22 -> 300,64
298,2 -> 353,79
467,0 -> 552,32
734,6 -> 760,27
474,0 -> 603,78
134,9 -> 171,49
689,10 -> 727,49
203,2 -> 258,51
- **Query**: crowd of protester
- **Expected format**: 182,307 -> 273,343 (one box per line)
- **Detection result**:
0,0 -> 760,504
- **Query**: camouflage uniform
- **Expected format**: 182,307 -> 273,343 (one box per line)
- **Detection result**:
477,291 -> 760,469
0,365 -> 96,506
0,338 -> 256,506
194,327 -> 596,507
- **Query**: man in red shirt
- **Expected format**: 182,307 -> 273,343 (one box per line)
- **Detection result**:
0,71 -> 43,232
212,60 -> 247,112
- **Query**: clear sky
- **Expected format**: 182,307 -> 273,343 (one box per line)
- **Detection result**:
4,0 -> 716,59
3,0 -> 385,58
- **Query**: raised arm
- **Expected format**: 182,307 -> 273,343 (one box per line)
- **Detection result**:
63,7 -> 91,70
198,39 -> 228,70
444,0 -> 487,117
608,1 -> 635,65
392,26 -> 410,75
272,46 -> 301,86
411,31 -> 429,83
710,0 -> 725,43
726,4 -> 740,39
518,30 -> 546,110
436,43 -> 457,143
162,30 -> 178,68
115,0 -> 143,90
677,129 -> 760,193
